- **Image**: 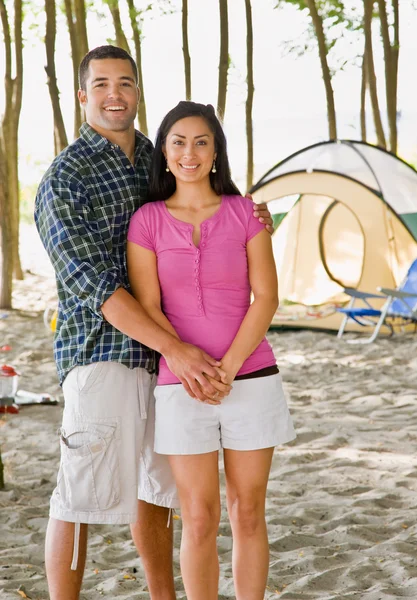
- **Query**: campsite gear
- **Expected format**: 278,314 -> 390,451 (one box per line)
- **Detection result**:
0,365 -> 20,413
43,307 -> 57,332
250,139 -> 417,333
15,389 -> 58,406
0,403 -> 19,414
0,364 -> 19,401
337,257 -> 417,343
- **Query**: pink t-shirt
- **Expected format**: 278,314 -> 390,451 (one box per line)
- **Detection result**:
128,195 -> 277,384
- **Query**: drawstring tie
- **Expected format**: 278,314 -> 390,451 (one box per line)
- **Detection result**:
137,371 -> 147,419
71,522 -> 81,570
167,508 -> 178,528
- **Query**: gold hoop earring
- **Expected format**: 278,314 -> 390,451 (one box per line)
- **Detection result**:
212,160 -> 217,174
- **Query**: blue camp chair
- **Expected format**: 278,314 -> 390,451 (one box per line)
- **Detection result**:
337,257 -> 417,343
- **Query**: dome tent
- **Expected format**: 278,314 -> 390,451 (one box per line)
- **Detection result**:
250,140 -> 417,332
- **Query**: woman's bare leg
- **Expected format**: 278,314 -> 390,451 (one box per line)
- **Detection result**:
224,447 -> 274,600
168,452 -> 220,600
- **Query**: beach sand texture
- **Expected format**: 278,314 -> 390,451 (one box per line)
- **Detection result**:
1,225 -> 417,599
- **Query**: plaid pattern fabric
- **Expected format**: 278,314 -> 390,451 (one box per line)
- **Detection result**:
35,123 -> 156,384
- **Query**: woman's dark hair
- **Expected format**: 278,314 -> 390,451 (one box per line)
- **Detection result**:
147,101 -> 241,202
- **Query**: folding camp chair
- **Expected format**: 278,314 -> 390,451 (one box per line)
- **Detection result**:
337,257 -> 417,343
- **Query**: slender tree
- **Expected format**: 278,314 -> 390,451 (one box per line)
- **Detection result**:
63,0 -> 88,139
74,0 -> 88,59
105,0 -> 131,52
217,0 -> 229,119
126,0 -> 149,135
0,444 -> 4,489
245,0 -> 254,190
360,45 -> 367,141
0,0 -> 24,298
45,0 -> 68,154
182,0 -> 191,100
0,143 -> 13,308
377,0 -> 399,153
305,0 -> 337,139
363,0 -> 386,148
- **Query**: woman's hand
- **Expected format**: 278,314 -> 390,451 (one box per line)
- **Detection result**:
216,357 -> 241,385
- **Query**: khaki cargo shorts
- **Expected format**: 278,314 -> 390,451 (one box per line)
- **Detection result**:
50,362 -> 179,526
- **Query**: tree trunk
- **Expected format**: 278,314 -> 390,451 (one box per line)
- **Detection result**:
245,0 -> 254,191
364,0 -> 386,148
0,0 -> 14,297
45,0 -> 68,154
217,0 -> 229,120
74,0 -> 88,59
360,45 -> 367,141
106,0 -> 130,53
63,0 -> 82,139
306,0 -> 337,140
378,0 -> 399,153
0,143 -> 13,309
1,0 -> 23,285
392,0 -> 399,149
0,444 -> 4,489
182,0 -> 191,100
127,0 -> 148,136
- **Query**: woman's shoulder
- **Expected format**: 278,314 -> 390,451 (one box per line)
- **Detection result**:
132,200 -> 164,220
223,194 -> 255,215
136,199 -> 165,213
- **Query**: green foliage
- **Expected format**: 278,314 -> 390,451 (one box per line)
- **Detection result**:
275,0 -> 365,73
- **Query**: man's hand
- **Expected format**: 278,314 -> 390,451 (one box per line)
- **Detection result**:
245,192 -> 274,235
163,340 -> 230,402
201,373 -> 232,404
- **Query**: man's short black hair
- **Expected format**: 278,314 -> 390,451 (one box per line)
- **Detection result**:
78,45 -> 138,90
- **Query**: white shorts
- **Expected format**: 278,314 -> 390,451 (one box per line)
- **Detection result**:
50,362 -> 179,526
154,373 -> 296,455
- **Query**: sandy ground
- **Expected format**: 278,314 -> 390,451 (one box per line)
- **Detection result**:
1,225 -> 417,599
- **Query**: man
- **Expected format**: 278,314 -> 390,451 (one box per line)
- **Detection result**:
35,45 -> 274,600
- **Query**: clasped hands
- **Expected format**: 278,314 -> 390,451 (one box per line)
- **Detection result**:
164,341 -> 238,405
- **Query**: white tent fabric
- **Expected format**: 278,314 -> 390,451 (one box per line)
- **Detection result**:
257,140 -> 417,218
251,140 -> 417,332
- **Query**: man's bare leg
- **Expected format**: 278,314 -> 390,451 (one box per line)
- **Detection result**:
130,500 -> 176,600
45,518 -> 88,600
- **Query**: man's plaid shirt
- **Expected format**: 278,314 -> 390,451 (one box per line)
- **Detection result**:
35,123 -> 156,384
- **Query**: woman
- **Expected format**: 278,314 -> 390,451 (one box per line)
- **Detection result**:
127,101 -> 295,600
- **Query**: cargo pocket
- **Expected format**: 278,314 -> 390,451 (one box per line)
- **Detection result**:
57,419 -> 120,512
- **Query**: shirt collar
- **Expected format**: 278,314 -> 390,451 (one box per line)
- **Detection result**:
79,122 -> 111,152
79,122 -> 151,164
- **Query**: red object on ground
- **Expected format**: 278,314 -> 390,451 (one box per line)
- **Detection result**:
0,364 -> 19,375
0,346 -> 11,352
0,403 -> 19,414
